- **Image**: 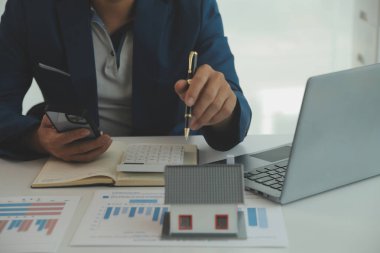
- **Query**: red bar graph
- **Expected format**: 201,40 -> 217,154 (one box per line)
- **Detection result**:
0,220 -> 8,233
17,220 -> 33,232
30,203 -> 66,207
46,219 -> 58,235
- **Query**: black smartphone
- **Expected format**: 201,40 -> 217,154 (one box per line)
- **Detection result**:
45,105 -> 101,140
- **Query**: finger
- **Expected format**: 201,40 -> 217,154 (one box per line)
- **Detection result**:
191,70 -> 224,122
41,115 -> 54,128
68,138 -> 113,162
174,79 -> 189,101
61,134 -> 111,157
208,95 -> 237,126
191,87 -> 229,129
55,128 -> 92,145
185,64 -> 213,106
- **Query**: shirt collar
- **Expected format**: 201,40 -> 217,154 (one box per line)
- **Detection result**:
90,7 -> 106,29
90,7 -> 134,31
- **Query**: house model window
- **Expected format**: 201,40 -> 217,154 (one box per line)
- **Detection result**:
179,215 -> 192,230
215,215 -> 228,230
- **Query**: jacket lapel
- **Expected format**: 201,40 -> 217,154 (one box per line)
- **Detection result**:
56,0 -> 99,123
132,0 -> 170,132
55,0 -> 170,129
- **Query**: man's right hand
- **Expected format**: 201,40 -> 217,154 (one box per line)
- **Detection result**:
28,115 -> 112,162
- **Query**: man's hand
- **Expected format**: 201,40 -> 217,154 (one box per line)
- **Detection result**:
174,64 -> 237,131
28,115 -> 112,162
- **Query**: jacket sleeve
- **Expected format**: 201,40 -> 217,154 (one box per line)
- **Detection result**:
196,0 -> 252,151
0,0 -> 44,160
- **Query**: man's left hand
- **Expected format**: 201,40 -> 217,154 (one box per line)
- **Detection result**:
174,64 -> 237,130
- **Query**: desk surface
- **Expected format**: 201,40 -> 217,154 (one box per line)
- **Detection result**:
0,135 -> 379,253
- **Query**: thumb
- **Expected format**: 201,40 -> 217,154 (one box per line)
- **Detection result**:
41,114 -> 54,128
174,79 -> 189,101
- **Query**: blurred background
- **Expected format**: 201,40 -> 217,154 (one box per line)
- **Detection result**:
0,0 -> 377,135
219,0 -> 354,135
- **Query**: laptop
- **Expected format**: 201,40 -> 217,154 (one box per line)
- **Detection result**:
217,64 -> 380,204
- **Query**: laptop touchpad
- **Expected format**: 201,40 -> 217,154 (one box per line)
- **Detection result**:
250,146 -> 292,162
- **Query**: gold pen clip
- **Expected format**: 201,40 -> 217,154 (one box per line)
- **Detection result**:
188,51 -> 198,75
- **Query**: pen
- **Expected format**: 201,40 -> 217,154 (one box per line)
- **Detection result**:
184,51 -> 198,140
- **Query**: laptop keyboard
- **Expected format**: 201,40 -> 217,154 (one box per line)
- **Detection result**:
244,160 -> 289,191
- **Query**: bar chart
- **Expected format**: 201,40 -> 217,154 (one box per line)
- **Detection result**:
0,196 -> 79,252
72,189 -> 288,247
87,193 -> 169,236
103,205 -> 169,225
0,219 -> 58,235
0,201 -> 65,236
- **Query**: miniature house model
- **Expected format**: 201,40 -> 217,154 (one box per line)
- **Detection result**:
162,164 -> 246,238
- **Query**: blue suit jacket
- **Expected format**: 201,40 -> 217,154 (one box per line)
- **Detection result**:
0,0 -> 252,160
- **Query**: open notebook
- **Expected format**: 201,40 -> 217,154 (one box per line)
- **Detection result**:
31,141 -> 198,188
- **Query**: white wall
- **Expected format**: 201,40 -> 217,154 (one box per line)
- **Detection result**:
0,0 -> 356,135
352,0 -> 380,67
218,0 -> 355,135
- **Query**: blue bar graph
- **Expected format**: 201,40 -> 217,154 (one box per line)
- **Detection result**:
247,208 -> 268,229
113,207 -> 121,216
0,208 -> 33,212
0,203 -> 32,207
247,208 -> 258,226
129,207 -> 136,217
104,207 -> 112,220
129,199 -> 158,204
8,220 -> 15,230
152,207 -> 160,222
101,205 -> 168,226
37,219 -> 47,231
258,208 -> 268,228
160,208 -> 168,225
8,220 -> 21,230
146,207 -> 152,216
16,220 -> 22,228
0,213 -> 30,217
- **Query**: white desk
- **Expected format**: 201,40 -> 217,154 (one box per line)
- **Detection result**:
0,135 -> 379,253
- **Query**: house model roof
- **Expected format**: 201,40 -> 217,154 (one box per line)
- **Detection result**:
164,164 -> 244,205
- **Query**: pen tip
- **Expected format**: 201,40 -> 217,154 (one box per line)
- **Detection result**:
184,128 -> 190,141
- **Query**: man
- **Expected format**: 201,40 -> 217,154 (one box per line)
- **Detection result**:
0,0 -> 252,162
